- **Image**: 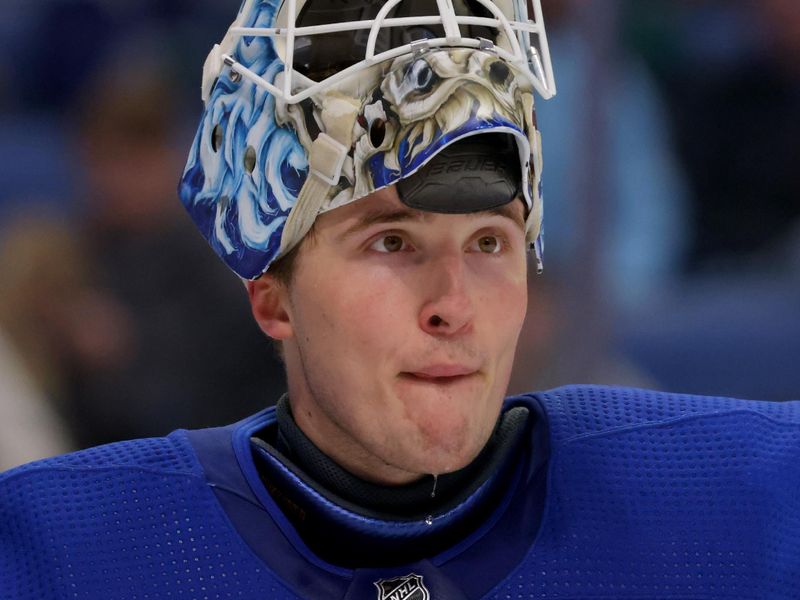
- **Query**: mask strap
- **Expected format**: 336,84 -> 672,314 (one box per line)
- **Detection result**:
277,95 -> 360,262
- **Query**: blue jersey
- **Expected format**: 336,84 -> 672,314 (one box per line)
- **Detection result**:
2,385 -> 799,599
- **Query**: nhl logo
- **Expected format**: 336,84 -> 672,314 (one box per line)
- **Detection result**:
373,573 -> 430,600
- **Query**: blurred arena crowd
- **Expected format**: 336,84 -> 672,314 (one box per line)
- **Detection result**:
0,0 -> 798,469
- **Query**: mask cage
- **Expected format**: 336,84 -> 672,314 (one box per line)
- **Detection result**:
202,0 -> 556,105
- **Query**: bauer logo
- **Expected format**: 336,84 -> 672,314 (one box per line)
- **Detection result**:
374,573 -> 430,600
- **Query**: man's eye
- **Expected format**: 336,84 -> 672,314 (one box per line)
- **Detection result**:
371,234 -> 406,253
474,235 -> 501,254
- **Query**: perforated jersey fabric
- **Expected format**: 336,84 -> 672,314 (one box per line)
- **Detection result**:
490,386 -> 800,600
1,385 -> 799,599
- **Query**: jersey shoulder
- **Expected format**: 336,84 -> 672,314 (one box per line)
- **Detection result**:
492,385 -> 800,599
0,433 -> 201,599
522,383 -> 800,442
0,431 -> 206,548
1,429 -> 202,480
0,429 -> 298,599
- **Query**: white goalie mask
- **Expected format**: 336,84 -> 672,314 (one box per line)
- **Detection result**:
179,0 -> 556,279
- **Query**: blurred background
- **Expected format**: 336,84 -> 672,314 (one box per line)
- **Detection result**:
0,0 -> 798,469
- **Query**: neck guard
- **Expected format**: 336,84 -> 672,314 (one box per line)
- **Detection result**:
250,396 -> 530,566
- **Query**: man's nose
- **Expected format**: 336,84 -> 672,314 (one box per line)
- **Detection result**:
418,252 -> 475,337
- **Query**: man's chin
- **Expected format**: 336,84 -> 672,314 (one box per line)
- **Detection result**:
400,416 -> 492,477
399,441 -> 485,478
381,371 -> 503,475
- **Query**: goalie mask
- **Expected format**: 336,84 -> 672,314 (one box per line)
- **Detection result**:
179,0 -> 556,279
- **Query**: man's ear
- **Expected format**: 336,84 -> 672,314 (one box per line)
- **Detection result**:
246,275 -> 293,341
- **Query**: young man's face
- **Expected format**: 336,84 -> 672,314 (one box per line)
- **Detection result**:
252,185 -> 529,484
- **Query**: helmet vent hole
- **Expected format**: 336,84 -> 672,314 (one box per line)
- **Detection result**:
211,124 -> 223,152
244,146 -> 257,174
488,61 -> 510,86
369,119 -> 386,147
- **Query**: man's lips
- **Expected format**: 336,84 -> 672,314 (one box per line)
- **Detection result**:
400,364 -> 479,382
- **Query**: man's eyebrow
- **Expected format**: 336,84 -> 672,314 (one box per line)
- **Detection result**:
338,208 -> 426,240
480,202 -> 526,229
338,201 -> 526,240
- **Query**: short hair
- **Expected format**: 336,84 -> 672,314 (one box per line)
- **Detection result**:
267,222 -> 317,286
260,224 -> 316,360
